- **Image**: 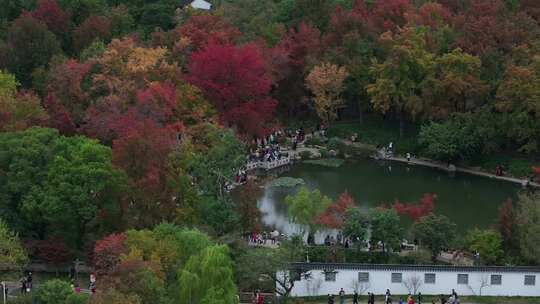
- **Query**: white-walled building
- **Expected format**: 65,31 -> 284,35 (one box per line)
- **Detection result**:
187,0 -> 211,10
283,263 -> 540,297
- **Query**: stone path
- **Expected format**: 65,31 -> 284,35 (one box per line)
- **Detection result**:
386,156 -> 539,188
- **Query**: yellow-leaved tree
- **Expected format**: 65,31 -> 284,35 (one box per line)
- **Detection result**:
305,62 -> 349,125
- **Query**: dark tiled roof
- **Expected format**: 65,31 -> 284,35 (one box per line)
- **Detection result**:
290,263 -> 540,273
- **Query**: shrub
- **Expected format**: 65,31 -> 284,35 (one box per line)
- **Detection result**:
35,279 -> 72,304
65,293 -> 90,304
305,135 -> 324,147
9,295 -> 33,304
327,137 -> 343,151
298,150 -> 312,159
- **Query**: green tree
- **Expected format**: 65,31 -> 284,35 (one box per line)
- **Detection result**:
424,48 -> 487,119
495,61 -> 540,154
126,224 -> 212,280
465,229 -> 503,265
412,213 -> 456,261
182,124 -> 245,199
342,207 -> 369,246
0,219 -> 28,269
367,27 -> 435,137
369,208 -> 403,253
285,187 -> 332,241
0,69 -> 18,96
516,193 -> 540,264
178,245 -> 237,304
35,279 -> 72,304
235,237 -> 305,298
1,16 -> 61,86
0,128 -> 127,247
418,113 -> 484,162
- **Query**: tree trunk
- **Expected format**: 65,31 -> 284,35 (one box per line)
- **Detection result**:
358,107 -> 364,125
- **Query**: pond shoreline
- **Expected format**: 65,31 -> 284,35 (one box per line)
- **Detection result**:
306,136 -> 539,189
382,155 -> 540,188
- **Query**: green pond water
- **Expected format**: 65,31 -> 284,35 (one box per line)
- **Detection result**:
257,159 -> 520,239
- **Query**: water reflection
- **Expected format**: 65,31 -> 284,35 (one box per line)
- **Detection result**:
255,159 -> 519,237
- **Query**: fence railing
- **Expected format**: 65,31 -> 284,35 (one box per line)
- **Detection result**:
246,158 -> 291,171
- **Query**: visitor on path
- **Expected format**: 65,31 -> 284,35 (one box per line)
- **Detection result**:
328,294 -> 335,304
407,293 -> 414,304
417,292 -> 422,304
439,294 -> 446,304
353,291 -> 358,304
406,153 -> 411,162
251,291 -> 257,304
399,298 -> 404,304
256,291 -> 264,304
339,288 -> 345,304
385,289 -> 392,304
26,272 -> 32,290
388,142 -> 393,154
451,289 -> 458,300
370,292 -> 375,304
20,278 -> 26,294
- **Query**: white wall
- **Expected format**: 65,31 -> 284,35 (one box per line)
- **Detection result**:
285,268 -> 540,297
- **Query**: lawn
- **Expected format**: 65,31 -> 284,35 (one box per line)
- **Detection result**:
327,118 -> 419,155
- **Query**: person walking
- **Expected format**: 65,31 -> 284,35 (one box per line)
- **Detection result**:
407,294 -> 414,304
339,288 -> 345,304
353,291 -> 358,304
370,293 -> 375,304
26,272 -> 32,291
328,294 -> 335,304
256,292 -> 264,304
20,278 -> 26,294
417,292 -> 423,304
451,289 -> 458,301
406,152 -> 411,162
385,289 -> 392,304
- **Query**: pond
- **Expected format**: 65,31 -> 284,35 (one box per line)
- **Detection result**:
257,159 -> 520,239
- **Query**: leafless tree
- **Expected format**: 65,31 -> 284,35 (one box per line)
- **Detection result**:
306,276 -> 323,296
403,274 -> 423,295
477,274 -> 490,296
350,279 -> 371,295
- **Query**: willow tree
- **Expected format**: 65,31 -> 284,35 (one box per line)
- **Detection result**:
178,245 -> 238,304
285,187 -> 331,242
306,62 -> 349,125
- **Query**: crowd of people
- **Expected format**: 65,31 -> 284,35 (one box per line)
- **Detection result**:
248,230 -> 282,246
327,288 -> 462,304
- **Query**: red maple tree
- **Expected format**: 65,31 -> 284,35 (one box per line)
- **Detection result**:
393,193 -> 436,221
532,166 -> 540,183
315,191 -> 356,229
176,15 -> 241,51
93,233 -> 127,276
371,0 -> 413,32
25,238 -> 72,266
496,199 -> 515,249
44,93 -> 77,135
73,15 -> 111,52
187,43 -> 277,137
28,0 -> 70,36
